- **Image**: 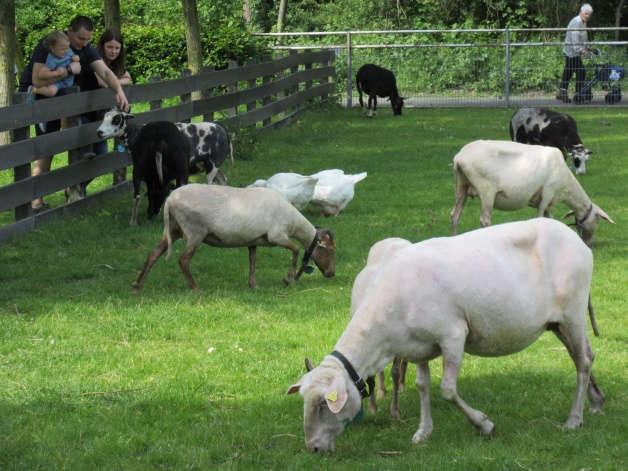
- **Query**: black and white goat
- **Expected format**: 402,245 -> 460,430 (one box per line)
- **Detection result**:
97,109 -> 232,185
96,111 -> 190,225
356,64 -> 404,117
175,122 -> 233,185
509,107 -> 592,174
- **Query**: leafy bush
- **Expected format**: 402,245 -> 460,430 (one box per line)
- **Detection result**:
15,0 -> 268,84
124,24 -> 188,81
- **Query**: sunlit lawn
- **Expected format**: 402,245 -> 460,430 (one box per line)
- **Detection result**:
1,105 -> 626,470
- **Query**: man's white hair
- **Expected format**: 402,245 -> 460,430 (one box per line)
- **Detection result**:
580,3 -> 593,14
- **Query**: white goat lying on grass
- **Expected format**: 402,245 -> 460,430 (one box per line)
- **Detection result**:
131,184 -> 336,291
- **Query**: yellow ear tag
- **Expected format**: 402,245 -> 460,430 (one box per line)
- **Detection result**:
325,391 -> 338,402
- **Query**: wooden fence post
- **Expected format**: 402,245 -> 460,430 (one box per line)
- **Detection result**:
262,54 -> 274,127
11,92 -> 31,221
65,86 -> 91,203
246,58 -> 258,122
289,50 -> 299,113
201,66 -> 215,122
227,60 -> 238,118
180,69 -> 192,122
149,76 -> 163,111
304,59 -> 313,93
323,50 -> 335,102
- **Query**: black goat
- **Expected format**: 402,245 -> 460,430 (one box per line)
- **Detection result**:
356,64 -> 404,116
96,111 -> 190,224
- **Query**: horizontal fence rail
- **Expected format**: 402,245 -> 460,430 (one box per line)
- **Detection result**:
0,50 -> 335,244
255,28 -> 628,109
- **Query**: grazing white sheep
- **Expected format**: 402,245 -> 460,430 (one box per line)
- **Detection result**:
289,218 -> 603,452
450,140 -> 614,245
131,184 -> 336,290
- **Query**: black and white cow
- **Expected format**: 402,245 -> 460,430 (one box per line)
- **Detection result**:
175,121 -> 232,185
356,64 -> 404,117
96,111 -> 190,224
509,107 -> 592,174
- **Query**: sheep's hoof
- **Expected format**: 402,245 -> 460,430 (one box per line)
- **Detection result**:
130,282 -> 141,294
479,417 -> 495,436
283,276 -> 294,286
411,427 -> 432,443
563,416 -> 583,430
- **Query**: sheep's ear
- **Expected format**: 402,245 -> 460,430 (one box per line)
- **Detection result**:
563,210 -> 575,219
305,358 -> 315,372
324,376 -> 348,414
594,206 -> 615,224
125,113 -> 136,120
287,383 -> 301,395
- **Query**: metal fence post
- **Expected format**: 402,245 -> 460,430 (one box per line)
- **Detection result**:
504,28 -> 511,107
346,31 -> 353,109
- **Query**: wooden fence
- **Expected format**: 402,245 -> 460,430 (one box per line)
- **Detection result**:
0,50 -> 335,244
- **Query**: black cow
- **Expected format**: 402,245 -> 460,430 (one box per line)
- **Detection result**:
356,64 -> 404,116
96,111 -> 190,224
509,107 -> 592,174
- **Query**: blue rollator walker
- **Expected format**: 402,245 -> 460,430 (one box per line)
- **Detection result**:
573,50 -> 625,104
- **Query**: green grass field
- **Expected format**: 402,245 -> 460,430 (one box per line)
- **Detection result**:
1,106 -> 626,470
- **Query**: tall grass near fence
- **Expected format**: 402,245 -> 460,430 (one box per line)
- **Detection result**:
1,106 -> 626,469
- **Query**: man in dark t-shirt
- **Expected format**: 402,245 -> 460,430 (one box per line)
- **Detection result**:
20,15 -> 130,211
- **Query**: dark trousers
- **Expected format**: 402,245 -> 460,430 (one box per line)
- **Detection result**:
560,55 -> 585,95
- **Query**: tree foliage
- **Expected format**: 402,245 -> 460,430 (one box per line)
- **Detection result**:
15,0 -> 268,84
13,0 -> 626,87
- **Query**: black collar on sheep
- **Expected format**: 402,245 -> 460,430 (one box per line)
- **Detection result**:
295,233 -> 319,280
330,350 -> 370,399
576,204 -> 594,227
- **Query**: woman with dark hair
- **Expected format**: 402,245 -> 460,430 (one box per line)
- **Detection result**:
97,29 -> 132,183
96,29 -> 132,87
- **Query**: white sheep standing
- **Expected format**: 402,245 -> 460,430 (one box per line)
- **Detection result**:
450,140 -> 614,245
288,218 -> 604,453
131,184 -> 336,290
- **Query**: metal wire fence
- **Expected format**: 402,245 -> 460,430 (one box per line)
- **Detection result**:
255,28 -> 628,108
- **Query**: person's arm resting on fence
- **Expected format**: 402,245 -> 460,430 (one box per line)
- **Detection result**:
91,59 -> 130,111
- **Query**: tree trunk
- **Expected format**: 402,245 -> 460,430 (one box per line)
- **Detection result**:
277,0 -> 288,33
0,0 -> 16,145
181,0 -> 203,76
616,0 -> 626,40
243,0 -> 252,24
104,0 -> 121,31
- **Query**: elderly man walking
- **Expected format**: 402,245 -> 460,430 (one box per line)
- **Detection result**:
557,4 -> 594,103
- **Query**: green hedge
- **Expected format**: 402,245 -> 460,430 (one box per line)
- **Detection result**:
16,0 -> 269,84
